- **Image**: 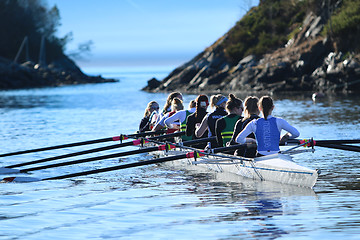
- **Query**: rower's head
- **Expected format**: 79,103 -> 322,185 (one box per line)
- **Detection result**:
163,92 -> 183,113
144,101 -> 159,117
244,96 -> 260,118
195,95 -> 209,109
226,94 -> 243,116
194,95 -> 209,117
210,94 -> 228,109
188,100 -> 196,109
258,96 -> 274,120
171,97 -> 184,112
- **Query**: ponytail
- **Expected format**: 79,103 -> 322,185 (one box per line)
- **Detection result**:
225,94 -> 243,112
163,92 -> 182,114
243,96 -> 259,118
259,96 -> 273,120
195,94 -> 209,117
171,97 -> 184,111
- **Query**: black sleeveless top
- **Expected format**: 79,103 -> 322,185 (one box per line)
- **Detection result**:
207,107 -> 227,136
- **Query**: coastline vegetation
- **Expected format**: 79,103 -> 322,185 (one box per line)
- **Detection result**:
322,0 -> 360,52
222,0 -> 360,65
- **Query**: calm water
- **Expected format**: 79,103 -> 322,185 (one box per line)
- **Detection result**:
0,66 -> 360,239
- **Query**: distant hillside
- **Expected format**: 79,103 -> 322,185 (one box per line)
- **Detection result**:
144,0 -> 360,94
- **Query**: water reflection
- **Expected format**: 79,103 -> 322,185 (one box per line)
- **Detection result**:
275,94 -> 360,125
170,169 -> 317,239
0,95 -> 59,109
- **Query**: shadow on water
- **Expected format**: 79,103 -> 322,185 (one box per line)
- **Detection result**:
152,166 -> 317,239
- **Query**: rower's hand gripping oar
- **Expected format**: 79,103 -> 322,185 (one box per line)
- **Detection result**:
1,143 -> 247,183
0,131 -> 185,172
0,129 -> 166,158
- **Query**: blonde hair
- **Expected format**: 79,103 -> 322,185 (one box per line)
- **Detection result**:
188,100 -> 196,109
171,97 -> 184,111
163,92 -> 182,114
243,96 -> 259,118
143,101 -> 159,118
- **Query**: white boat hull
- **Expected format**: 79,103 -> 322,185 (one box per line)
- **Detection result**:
151,149 -> 318,188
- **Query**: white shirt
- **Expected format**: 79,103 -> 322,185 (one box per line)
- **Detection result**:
164,108 -> 196,128
235,115 -> 300,155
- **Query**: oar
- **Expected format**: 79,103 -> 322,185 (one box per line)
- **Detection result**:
5,137 -> 215,174
287,139 -> 360,152
0,130 -> 166,158
287,139 -> 360,145
1,144 -> 246,183
315,143 -> 360,153
1,131 -> 185,170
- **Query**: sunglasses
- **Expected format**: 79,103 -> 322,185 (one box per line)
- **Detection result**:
151,106 -> 159,110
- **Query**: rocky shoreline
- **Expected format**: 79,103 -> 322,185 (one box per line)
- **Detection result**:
143,12 -> 360,95
0,55 -> 117,90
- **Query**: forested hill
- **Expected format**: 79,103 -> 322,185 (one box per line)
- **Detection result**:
0,0 -> 115,89
143,0 -> 360,94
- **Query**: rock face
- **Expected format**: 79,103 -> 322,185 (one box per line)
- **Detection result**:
143,12 -> 360,94
0,55 -> 117,90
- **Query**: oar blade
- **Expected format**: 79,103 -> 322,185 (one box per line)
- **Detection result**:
0,167 -> 20,175
1,176 -> 41,183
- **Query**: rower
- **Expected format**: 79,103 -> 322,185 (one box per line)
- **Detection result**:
152,97 -> 183,132
215,94 -> 243,147
185,95 -> 209,141
195,94 -> 228,148
235,96 -> 300,156
228,96 -> 260,157
164,100 -> 196,141
139,101 -> 159,132
155,91 -> 183,125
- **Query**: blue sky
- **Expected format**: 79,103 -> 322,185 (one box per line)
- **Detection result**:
46,0 -> 258,69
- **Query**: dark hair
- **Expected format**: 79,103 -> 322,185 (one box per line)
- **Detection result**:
259,96 -> 274,120
195,94 -> 209,117
244,96 -> 259,118
226,94 -> 243,112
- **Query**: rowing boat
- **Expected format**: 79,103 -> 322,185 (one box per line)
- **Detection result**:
151,147 -> 319,188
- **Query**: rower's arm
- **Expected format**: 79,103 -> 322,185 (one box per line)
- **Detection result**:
164,111 -> 183,128
195,116 -> 208,138
235,120 -> 255,144
277,118 -> 300,138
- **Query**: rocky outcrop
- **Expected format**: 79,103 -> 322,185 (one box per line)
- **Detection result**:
0,55 -> 117,90
143,12 -> 360,94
